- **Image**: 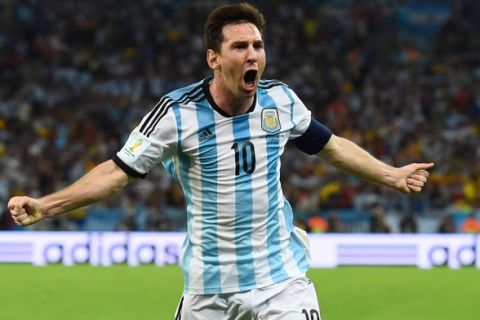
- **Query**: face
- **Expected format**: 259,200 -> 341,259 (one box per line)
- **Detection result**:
208,22 -> 266,98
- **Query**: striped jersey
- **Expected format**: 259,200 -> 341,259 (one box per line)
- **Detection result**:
115,77 -> 314,294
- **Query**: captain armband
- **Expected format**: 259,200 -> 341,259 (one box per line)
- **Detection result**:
291,117 -> 332,155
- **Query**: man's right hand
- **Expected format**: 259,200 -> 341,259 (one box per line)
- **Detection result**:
8,196 -> 44,226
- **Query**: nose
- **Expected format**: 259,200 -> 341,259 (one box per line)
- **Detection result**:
246,45 -> 258,63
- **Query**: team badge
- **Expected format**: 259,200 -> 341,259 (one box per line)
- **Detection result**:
261,108 -> 281,133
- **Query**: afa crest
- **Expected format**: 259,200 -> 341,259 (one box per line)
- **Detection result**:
261,108 -> 281,133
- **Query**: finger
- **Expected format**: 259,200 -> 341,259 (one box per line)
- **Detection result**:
413,162 -> 434,171
7,198 -> 17,210
8,196 -> 22,209
10,207 -> 19,216
407,184 -> 422,192
8,202 -> 19,215
410,174 -> 427,183
14,214 -> 32,226
407,178 -> 425,187
415,169 -> 429,178
21,216 -> 37,226
8,197 -> 27,215
14,218 -> 29,227
16,212 -> 28,221
12,215 -> 22,225
10,206 -> 25,217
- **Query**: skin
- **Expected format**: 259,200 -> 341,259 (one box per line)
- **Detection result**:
207,22 -> 266,116
318,135 -> 433,193
9,160 -> 131,226
7,21 -> 433,227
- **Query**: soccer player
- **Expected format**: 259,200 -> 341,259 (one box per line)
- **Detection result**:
8,3 -> 433,319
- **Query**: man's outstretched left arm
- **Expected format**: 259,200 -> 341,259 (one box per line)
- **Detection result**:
317,134 -> 434,194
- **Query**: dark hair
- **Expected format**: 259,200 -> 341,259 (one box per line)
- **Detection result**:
204,2 -> 265,53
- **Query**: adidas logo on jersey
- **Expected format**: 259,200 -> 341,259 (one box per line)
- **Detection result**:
199,128 -> 214,143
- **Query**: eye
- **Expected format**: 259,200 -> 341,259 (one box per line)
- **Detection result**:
254,42 -> 264,50
233,43 -> 248,50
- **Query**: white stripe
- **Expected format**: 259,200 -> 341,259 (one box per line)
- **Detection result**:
213,112 -> 240,292
249,114 -> 275,284
267,89 -> 304,277
178,102 -> 205,292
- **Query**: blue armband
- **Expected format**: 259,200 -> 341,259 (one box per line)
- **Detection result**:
292,118 -> 332,155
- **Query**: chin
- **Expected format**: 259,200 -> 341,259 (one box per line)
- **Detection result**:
242,86 -> 257,96
242,91 -> 256,98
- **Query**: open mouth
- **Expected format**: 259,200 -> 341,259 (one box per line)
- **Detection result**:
243,70 -> 257,86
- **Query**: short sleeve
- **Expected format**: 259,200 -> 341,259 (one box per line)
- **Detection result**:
287,88 -> 312,139
115,103 -> 178,178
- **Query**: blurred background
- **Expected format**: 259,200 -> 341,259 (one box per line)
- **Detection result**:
1,0 -> 479,234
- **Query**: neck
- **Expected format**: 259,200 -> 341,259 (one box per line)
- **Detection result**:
209,78 -> 254,116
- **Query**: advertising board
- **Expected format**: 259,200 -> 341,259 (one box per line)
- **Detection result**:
0,232 -> 478,269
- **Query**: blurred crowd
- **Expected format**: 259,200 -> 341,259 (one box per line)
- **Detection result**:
1,0 -> 479,233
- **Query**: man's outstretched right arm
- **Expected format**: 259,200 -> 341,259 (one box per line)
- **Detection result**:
8,159 -> 132,226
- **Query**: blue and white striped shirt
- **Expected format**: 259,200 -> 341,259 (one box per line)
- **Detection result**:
116,77 -> 314,294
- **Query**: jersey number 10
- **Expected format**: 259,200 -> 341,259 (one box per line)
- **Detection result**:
231,141 -> 256,175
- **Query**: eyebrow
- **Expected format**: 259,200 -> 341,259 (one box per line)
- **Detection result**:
230,39 -> 264,46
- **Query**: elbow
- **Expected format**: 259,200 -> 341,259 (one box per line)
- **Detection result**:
317,135 -> 343,164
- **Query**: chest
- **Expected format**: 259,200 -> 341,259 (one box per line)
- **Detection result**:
179,107 -> 291,177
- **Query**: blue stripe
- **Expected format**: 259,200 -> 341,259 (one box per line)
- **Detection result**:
166,80 -> 204,101
232,114 -> 256,291
288,231 -> 310,272
0,251 -> 32,255
339,245 -> 417,250
338,253 -> 417,258
283,197 -> 295,232
171,105 -> 194,293
279,86 -> 310,271
285,199 -> 309,271
258,91 -> 289,282
180,236 -> 193,293
0,243 -> 32,248
195,102 -> 221,291
276,86 -> 309,272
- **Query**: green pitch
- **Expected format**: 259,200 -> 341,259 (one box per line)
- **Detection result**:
0,265 -> 477,319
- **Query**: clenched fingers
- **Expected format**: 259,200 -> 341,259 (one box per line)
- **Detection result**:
407,179 -> 424,192
410,174 -> 427,183
406,169 -> 431,193
8,196 -> 39,226
415,169 -> 430,178
8,198 -> 25,216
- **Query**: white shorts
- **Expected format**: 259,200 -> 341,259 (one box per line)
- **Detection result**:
174,275 -> 321,320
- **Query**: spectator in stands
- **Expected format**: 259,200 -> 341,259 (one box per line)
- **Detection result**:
1,0 -> 479,232
327,211 -> 345,232
437,214 -> 456,233
461,214 -> 480,233
369,203 -> 391,233
399,213 -> 418,233
308,215 -> 329,233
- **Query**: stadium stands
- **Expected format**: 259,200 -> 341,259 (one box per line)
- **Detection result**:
1,0 -> 479,232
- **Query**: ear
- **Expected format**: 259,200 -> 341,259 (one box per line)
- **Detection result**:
207,49 -> 220,70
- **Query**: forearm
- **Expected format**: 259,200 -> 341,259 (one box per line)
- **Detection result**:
318,135 -> 398,188
40,160 -> 131,218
